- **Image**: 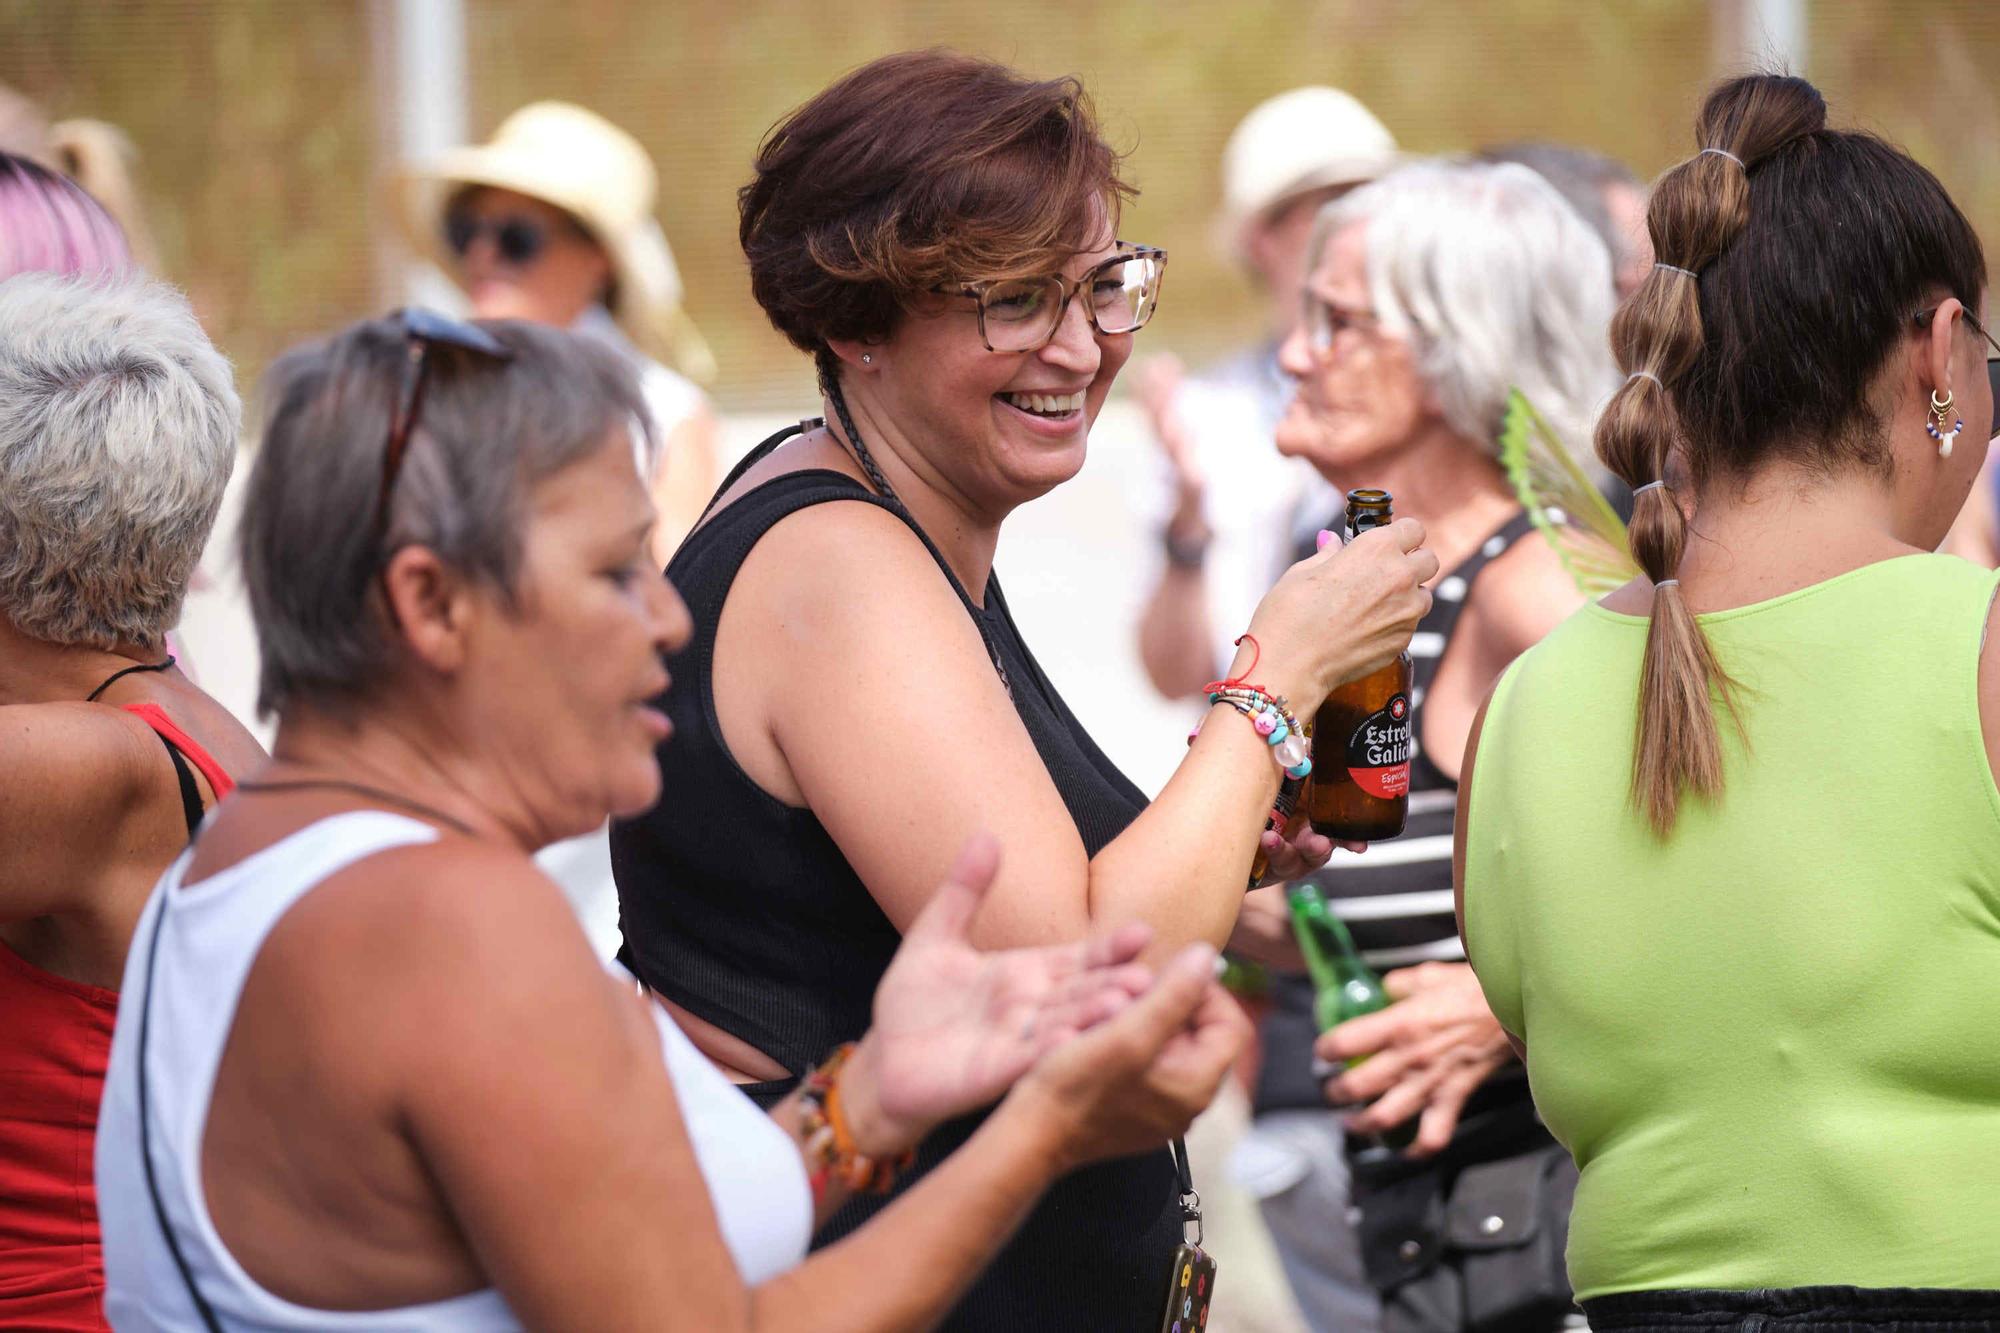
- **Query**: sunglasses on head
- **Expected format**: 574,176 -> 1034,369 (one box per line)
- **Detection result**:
443,213 -> 553,266
1914,305 -> 2000,440
374,308 -> 513,544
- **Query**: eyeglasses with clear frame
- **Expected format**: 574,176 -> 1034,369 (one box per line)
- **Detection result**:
375,307 -> 514,543
931,244 -> 1167,353
1302,291 -> 1381,356
1913,304 -> 2000,440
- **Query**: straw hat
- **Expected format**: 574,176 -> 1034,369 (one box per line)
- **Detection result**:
396,101 -> 715,383
1219,87 -> 1400,253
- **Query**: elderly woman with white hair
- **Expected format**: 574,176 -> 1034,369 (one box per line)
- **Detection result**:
1232,160 -> 1617,1333
0,270 -> 264,1327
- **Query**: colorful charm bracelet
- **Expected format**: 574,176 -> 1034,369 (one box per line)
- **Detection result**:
1188,637 -> 1313,780
799,1043 -> 914,1204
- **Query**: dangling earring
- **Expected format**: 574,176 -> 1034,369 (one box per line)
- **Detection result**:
861,353 -> 874,365
1927,389 -> 1964,458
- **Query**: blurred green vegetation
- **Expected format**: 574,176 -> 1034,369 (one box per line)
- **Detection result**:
4,0 -> 1996,409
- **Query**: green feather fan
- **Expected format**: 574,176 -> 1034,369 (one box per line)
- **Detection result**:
1497,387 -> 1639,596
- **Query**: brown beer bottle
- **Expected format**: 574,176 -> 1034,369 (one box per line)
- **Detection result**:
1305,489 -> 1413,841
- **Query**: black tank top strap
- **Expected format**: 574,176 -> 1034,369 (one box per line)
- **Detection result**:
686,421 -> 992,631
1410,508 -> 1539,699
152,732 -> 205,837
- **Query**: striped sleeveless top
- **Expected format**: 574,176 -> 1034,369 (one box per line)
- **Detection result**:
1253,509 -> 1537,1114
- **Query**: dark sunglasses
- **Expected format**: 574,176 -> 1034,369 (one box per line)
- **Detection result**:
1914,305 -> 2000,440
375,308 -> 513,543
443,213 -> 552,266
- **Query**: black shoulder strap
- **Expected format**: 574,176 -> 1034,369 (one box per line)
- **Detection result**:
689,421 -> 810,533
689,418 -> 1012,696
135,883 -> 227,1332
1411,508 -> 1541,697
150,730 -> 207,838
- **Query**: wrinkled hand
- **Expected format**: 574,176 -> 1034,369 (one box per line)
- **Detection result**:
1315,962 -> 1514,1158
1245,517 -> 1438,710
842,835 -> 1156,1157
1013,942 -> 1251,1172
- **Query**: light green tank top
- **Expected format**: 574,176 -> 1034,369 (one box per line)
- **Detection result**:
1464,554 -> 2000,1300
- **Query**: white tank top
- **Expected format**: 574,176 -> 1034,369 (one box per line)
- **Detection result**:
96,812 -> 812,1330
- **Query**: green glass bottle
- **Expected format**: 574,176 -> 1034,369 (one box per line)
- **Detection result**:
1286,881 -> 1390,1032
1286,880 -> 1416,1151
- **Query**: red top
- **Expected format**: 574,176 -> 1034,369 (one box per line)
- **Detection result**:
0,942 -> 118,1329
0,704 -> 232,1330
121,702 -> 237,800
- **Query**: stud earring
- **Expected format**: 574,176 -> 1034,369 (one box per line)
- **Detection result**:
861,353 -> 873,365
1926,389 -> 1964,459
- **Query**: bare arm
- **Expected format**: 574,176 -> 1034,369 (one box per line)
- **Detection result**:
720,502 -> 1435,963
0,702 -> 170,922
372,849 -> 1239,1331
1132,354 -> 1223,700
1136,560 -> 1223,701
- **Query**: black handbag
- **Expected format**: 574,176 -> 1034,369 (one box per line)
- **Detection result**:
1349,1108 -> 1579,1333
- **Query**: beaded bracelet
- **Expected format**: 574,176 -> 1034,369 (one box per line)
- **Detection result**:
1188,635 -> 1314,780
1209,688 -> 1314,780
798,1043 -> 914,1204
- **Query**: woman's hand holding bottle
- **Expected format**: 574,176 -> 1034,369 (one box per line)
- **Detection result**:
1241,517 -> 1437,713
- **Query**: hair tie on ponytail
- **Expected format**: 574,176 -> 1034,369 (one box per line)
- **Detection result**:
1633,480 -> 1668,496
1654,578 -> 1680,588
1698,147 -> 1745,168
1654,262 -> 1699,279
1627,370 -> 1664,388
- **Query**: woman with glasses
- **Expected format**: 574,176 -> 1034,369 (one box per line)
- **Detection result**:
95,311 -> 1247,1329
608,50 -> 1437,1330
1228,159 -> 1615,1333
1460,75 -> 2000,1329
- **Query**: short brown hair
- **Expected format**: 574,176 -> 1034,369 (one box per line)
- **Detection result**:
739,49 -> 1133,356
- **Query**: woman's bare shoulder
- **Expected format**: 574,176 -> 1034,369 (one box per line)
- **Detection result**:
692,428 -> 865,533
1466,532 -> 1591,654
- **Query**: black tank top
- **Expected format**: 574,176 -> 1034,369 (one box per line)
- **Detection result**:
611,426 -> 1176,1331
1253,509 -> 1541,1121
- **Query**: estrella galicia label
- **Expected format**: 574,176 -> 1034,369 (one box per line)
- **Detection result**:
1345,693 -> 1411,798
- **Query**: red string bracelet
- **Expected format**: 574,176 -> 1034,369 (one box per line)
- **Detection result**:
1202,633 -> 1269,698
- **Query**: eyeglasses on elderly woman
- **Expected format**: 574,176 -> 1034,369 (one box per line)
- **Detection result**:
931,243 -> 1166,353
1301,292 -> 1382,356
1914,304 -> 2000,440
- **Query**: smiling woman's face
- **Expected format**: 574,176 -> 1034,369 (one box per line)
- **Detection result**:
861,211 -> 1138,514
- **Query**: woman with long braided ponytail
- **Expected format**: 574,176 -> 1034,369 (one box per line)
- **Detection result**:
1458,73 -> 2000,1328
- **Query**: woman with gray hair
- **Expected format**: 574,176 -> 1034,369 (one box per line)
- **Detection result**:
0,271 -> 263,1329
1231,160 -> 1617,1333
93,312 -> 1245,1329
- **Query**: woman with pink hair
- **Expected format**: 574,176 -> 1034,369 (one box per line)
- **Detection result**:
0,156 -> 264,1329
0,149 -> 131,280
